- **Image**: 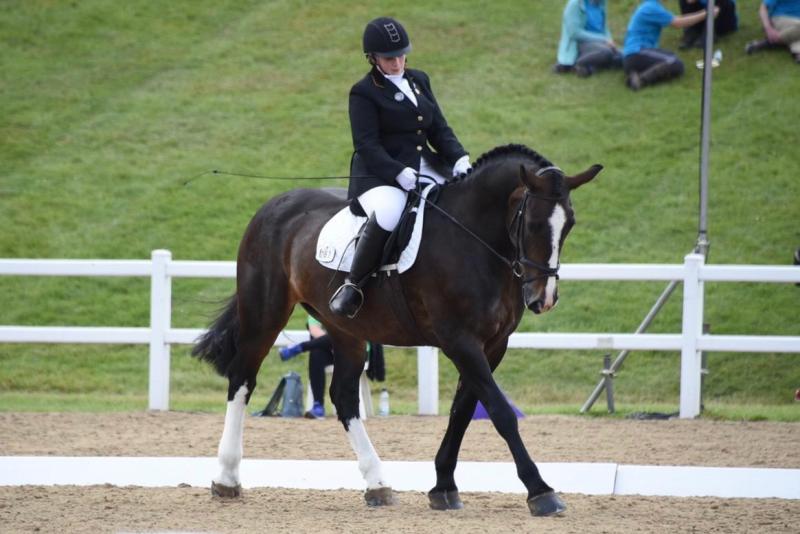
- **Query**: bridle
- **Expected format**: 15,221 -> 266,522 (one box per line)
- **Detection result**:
414,167 -> 568,284
507,188 -> 566,283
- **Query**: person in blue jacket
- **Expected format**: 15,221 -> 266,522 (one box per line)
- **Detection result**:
554,0 -> 623,76
745,0 -> 800,62
622,0 -> 718,91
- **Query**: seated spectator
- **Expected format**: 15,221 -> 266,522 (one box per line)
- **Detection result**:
745,0 -> 800,63
622,0 -> 718,91
678,0 -> 739,49
554,0 -> 623,77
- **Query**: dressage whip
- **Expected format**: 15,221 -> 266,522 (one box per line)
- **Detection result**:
182,169 -> 372,187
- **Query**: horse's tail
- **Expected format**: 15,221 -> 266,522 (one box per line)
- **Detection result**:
191,294 -> 239,378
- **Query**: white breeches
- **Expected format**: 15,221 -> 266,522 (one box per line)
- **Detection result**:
358,186 -> 407,231
358,157 -> 448,232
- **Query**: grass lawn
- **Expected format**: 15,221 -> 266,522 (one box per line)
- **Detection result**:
1,0 -> 798,420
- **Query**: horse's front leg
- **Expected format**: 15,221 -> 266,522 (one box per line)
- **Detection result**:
443,338 -> 565,516
428,377 -> 477,510
329,335 -> 394,506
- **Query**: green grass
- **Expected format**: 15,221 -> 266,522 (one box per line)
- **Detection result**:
1,0 -> 798,420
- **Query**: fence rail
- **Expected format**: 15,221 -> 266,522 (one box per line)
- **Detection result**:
1,250 -> 799,418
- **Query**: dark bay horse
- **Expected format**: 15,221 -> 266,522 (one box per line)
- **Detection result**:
192,144 -> 601,516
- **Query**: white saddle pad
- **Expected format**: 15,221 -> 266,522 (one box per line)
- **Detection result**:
315,183 -> 437,274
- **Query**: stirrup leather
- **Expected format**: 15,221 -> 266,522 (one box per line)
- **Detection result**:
328,281 -> 365,319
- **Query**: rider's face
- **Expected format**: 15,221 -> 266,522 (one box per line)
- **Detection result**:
376,54 -> 406,75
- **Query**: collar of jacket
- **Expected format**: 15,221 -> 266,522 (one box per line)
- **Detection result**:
370,66 -> 422,104
370,66 -> 418,87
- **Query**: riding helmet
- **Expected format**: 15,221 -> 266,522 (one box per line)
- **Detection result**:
362,17 -> 412,57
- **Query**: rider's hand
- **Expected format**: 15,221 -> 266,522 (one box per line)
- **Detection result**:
452,155 -> 472,178
395,167 -> 418,191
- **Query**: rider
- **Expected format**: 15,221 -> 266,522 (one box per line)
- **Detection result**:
329,16 -> 471,318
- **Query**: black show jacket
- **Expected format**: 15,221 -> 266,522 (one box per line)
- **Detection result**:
347,66 -> 468,199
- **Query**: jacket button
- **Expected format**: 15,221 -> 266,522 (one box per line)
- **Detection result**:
417,129 -> 423,135
416,145 -> 422,151
417,115 -> 423,122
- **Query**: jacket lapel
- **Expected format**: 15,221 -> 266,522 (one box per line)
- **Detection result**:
372,67 -> 418,110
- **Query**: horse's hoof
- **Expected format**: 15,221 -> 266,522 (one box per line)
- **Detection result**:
428,489 -> 464,510
211,481 -> 242,499
527,491 -> 566,516
364,486 -> 395,506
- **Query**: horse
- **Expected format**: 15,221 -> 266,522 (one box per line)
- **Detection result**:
192,143 -> 601,516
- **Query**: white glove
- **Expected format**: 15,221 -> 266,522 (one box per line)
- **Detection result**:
452,155 -> 472,178
395,167 -> 418,191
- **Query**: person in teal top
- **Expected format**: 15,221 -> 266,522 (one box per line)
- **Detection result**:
554,0 -> 623,76
622,0 -> 716,91
745,0 -> 800,63
279,315 -> 334,418
280,315 -> 386,418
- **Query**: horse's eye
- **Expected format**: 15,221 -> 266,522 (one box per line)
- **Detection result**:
528,222 -> 546,233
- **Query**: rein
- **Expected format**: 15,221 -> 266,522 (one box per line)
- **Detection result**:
413,175 -> 566,283
191,168 -> 563,282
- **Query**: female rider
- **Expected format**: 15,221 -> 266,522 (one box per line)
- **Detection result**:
329,16 -> 471,318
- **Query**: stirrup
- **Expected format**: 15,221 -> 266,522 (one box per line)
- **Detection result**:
329,282 -> 365,319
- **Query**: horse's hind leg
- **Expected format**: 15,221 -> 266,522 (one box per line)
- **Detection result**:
212,268 -> 294,498
327,331 -> 394,506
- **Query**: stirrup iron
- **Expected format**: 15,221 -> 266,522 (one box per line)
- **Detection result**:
329,281 -> 365,319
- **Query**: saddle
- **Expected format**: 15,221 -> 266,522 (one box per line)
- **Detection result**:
315,182 -> 440,274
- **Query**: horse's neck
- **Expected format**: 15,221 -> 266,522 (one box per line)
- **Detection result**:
444,163 -> 522,245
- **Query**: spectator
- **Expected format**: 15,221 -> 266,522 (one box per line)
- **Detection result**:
279,315 -> 334,418
622,0 -> 717,91
554,0 -> 623,77
280,316 -> 386,417
745,0 -> 800,63
678,0 -> 739,49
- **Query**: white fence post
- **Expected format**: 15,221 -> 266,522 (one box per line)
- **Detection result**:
417,346 -> 439,415
679,253 -> 705,418
148,250 -> 172,411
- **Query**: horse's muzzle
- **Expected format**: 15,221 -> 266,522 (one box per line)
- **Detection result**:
524,282 -> 558,314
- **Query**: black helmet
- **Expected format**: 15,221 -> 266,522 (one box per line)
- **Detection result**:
362,17 -> 412,58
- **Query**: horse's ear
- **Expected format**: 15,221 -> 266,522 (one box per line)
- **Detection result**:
565,164 -> 603,190
518,164 -> 544,190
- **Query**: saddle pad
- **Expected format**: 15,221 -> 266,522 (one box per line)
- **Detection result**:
315,183 -> 436,274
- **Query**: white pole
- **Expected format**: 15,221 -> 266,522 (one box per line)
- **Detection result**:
148,250 -> 172,411
679,253 -> 705,418
417,346 -> 439,415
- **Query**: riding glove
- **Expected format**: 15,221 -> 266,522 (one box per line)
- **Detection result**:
395,167 -> 418,191
452,155 -> 472,178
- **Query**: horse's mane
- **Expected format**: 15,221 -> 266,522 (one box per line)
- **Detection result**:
471,143 -> 553,174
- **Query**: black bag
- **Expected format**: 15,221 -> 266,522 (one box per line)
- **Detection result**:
252,371 -> 304,417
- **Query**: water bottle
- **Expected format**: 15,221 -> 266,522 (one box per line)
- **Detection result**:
378,388 -> 390,416
712,49 -> 722,67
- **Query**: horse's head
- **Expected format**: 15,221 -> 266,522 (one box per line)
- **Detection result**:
510,163 -> 602,314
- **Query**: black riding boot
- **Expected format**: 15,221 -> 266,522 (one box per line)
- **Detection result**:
329,215 -> 391,318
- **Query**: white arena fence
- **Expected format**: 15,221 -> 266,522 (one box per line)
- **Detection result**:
1,250 -> 799,419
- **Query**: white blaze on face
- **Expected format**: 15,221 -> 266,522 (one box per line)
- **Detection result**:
544,204 -> 567,309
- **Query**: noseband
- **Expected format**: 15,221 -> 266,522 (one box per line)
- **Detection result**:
508,189 -> 565,283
